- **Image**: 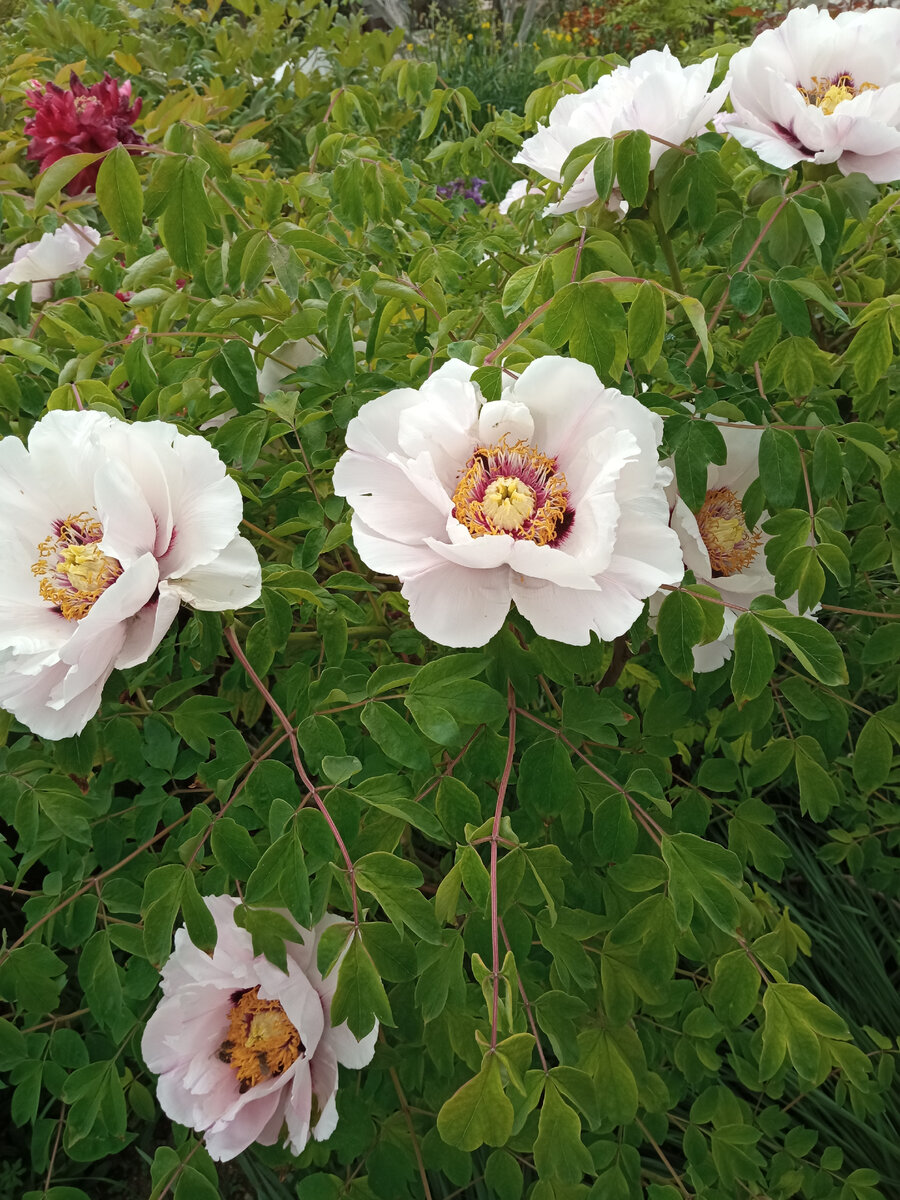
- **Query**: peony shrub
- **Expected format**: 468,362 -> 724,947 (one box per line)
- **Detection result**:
0,2 -> 898,1198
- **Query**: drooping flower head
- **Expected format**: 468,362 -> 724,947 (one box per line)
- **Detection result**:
654,419 -> 804,672
332,357 -> 685,648
514,48 -> 729,214
0,225 -> 99,303
0,410 -> 261,739
24,72 -> 144,193
717,6 -> 900,181
141,898 -> 377,1163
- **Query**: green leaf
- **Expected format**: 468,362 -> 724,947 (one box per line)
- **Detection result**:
731,613 -> 775,705
760,982 -> 850,1082
212,340 -> 258,414
355,852 -> 443,943
752,607 -> 848,685
759,428 -> 801,509
769,278 -> 810,336
0,944 -> 66,1013
627,281 -> 666,366
543,281 -> 626,376
729,271 -> 763,316
656,589 -> 705,684
615,130 -> 651,208
709,950 -> 760,1026
592,136 -> 615,204
670,417 -> 727,511
594,793 -> 638,864
360,702 -> 433,772
845,309 -> 892,395
330,932 -> 393,1038
158,156 -> 211,271
661,832 -> 746,935
77,932 -> 123,1032
680,296 -> 712,368
210,817 -> 260,880
437,1053 -> 515,1151
34,152 -> 105,208
852,715 -> 893,795
533,1079 -> 593,1182
95,144 -> 143,243
793,737 -> 840,821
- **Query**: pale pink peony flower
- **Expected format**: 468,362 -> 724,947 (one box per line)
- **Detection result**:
718,7 -> 900,181
141,898 -> 377,1163
332,357 -> 684,648
0,225 -> 100,303
514,48 -> 728,215
0,410 -> 261,739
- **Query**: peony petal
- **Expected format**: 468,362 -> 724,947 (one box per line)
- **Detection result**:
165,535 -> 261,612
402,562 -> 512,647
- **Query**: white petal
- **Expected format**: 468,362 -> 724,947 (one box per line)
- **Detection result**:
166,535 -> 261,611
403,562 -> 512,647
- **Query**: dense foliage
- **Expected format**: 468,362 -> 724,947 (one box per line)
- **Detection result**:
0,2 -> 898,1198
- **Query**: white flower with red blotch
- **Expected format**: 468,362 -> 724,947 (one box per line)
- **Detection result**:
659,421 -> 793,671
513,48 -> 729,215
141,898 -> 376,1163
332,357 -> 684,648
0,225 -> 100,303
717,7 -> 900,182
0,410 -> 261,739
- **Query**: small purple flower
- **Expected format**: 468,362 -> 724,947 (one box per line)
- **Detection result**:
436,177 -> 488,207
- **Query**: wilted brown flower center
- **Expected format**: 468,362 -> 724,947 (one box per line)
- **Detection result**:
31,512 -> 122,620
797,72 -> 878,116
696,487 -> 762,577
218,986 -> 303,1092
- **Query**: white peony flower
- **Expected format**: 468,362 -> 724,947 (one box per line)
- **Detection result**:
655,420 -> 800,672
498,178 -> 545,214
0,225 -> 100,303
142,898 -> 376,1163
513,48 -> 729,215
0,410 -> 262,739
257,336 -> 327,396
332,357 -> 685,648
717,7 -> 900,181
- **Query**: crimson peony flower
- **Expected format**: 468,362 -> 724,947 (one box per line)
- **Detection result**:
24,72 -> 144,193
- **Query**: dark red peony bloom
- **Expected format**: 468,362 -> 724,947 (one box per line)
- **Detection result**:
24,72 -> 145,193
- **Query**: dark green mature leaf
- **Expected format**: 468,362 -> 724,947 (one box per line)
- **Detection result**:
330,932 -> 393,1037
731,614 -> 775,705
852,716 -> 892,795
615,130 -> 651,208
592,136 -> 615,204
361,702 -> 433,771
759,428 -> 802,509
0,944 -> 66,1013
627,281 -> 666,366
656,590 -> 705,683
95,145 -> 143,243
752,606 -> 848,685
355,852 -> 442,943
212,340 -> 258,414
543,281 -> 626,375
670,417 -> 727,511
158,156 -> 212,271
709,950 -> 761,1026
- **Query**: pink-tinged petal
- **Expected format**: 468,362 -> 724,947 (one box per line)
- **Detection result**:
256,957 -> 325,1058
309,1040 -> 340,1141
166,535 -> 261,612
204,1088 -> 283,1162
402,562 -> 512,647
283,1058 -> 314,1156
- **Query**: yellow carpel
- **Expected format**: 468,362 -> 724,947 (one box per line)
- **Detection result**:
481,476 -> 536,531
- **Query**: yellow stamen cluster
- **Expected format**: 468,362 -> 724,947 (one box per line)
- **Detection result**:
797,73 -> 878,115
452,439 -> 569,546
696,487 -> 762,578
31,512 -> 122,621
217,986 -> 303,1093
